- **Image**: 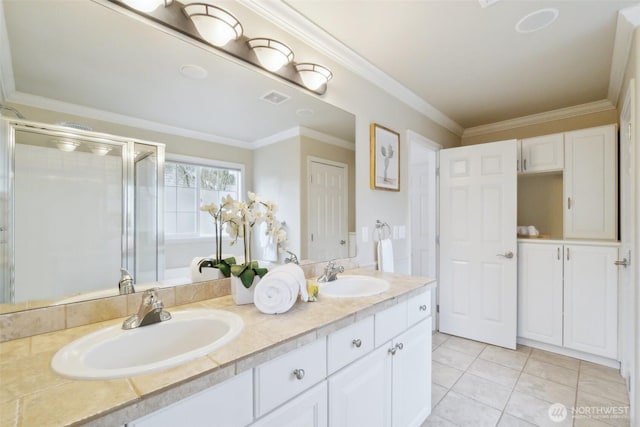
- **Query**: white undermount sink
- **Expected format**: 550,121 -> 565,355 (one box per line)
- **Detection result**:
317,275 -> 390,298
51,309 -> 243,380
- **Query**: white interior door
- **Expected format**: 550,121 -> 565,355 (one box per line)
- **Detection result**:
408,131 -> 440,330
439,140 -> 518,349
619,80 -> 637,402
308,159 -> 348,261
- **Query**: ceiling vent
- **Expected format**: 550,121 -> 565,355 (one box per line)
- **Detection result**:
261,90 -> 290,105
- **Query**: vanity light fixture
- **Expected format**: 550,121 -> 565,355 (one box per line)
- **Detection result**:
248,38 -> 294,72
108,0 -> 334,95
295,63 -> 333,90
183,3 -> 243,47
54,139 -> 80,152
123,0 -> 172,12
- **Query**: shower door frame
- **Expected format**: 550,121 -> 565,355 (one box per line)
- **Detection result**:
1,119 -> 165,304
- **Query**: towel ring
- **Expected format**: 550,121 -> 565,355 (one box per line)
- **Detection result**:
375,220 -> 391,240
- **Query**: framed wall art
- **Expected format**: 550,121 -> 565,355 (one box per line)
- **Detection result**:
370,123 -> 400,191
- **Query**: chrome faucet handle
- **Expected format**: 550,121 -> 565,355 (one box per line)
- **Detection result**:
122,288 -> 171,330
284,250 -> 299,265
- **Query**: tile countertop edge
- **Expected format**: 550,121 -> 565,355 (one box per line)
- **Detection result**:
6,271 -> 436,427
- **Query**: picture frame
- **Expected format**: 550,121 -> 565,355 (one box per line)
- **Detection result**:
370,123 -> 400,191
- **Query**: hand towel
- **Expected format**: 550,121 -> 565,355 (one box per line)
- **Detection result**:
377,238 -> 394,272
254,263 -> 308,314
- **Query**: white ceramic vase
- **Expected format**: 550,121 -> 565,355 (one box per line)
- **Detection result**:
230,275 -> 259,305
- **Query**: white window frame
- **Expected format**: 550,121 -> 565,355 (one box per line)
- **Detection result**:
164,153 -> 245,243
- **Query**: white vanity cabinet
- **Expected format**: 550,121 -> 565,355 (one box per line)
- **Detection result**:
517,241 -> 619,359
563,125 -> 617,240
127,286 -> 434,427
127,369 -> 253,427
329,302 -> 432,427
519,133 -> 564,174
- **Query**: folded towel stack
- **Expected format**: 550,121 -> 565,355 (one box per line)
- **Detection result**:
253,263 -> 308,314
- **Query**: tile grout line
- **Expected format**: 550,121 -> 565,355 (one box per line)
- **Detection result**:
495,345 -> 533,427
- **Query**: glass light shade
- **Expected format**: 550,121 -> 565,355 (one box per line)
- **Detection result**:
91,145 -> 112,156
248,38 -> 294,72
123,0 -> 170,13
183,3 -> 243,47
295,63 -> 333,90
54,139 -> 80,152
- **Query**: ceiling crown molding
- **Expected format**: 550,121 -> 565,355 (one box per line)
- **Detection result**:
9,92 -> 255,149
239,0 -> 464,137
462,99 -> 616,138
608,4 -> 640,106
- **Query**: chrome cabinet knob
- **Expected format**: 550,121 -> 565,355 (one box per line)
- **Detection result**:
352,338 -> 362,348
419,304 -> 427,311
293,368 -> 305,380
388,347 -> 397,355
395,342 -> 404,351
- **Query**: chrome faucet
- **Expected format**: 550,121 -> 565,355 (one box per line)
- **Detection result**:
122,289 -> 171,330
284,250 -> 299,265
118,268 -> 135,295
317,260 -> 344,283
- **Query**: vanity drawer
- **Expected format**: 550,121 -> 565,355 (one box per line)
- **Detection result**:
407,290 -> 431,325
327,316 -> 374,374
374,302 -> 408,346
254,338 -> 327,417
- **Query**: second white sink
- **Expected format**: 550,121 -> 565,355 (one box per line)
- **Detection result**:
51,309 -> 243,380
318,275 -> 390,298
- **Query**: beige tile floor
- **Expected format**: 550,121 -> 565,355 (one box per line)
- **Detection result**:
423,332 -> 631,427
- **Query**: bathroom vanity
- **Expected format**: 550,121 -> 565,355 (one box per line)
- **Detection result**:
0,269 -> 435,427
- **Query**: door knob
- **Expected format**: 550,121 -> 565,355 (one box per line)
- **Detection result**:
615,258 -> 629,268
340,240 -> 346,245
497,251 -> 514,259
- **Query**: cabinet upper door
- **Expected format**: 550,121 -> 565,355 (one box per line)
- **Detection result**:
520,133 -> 564,173
563,125 -> 617,240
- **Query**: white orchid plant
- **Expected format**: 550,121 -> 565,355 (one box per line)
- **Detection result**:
201,191 -> 287,287
199,195 -> 238,277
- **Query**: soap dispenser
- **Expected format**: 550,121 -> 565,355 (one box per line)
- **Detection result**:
118,268 -> 135,295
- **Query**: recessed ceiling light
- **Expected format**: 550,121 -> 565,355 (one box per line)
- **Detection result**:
515,8 -> 559,33
180,64 -> 208,79
296,108 -> 314,118
478,0 -> 500,8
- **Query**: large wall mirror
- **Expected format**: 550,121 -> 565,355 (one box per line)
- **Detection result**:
0,0 -> 356,313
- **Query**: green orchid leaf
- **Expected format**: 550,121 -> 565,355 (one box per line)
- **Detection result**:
240,269 -> 255,288
218,263 -> 231,277
255,267 -> 268,278
230,264 -> 248,277
223,257 -> 237,265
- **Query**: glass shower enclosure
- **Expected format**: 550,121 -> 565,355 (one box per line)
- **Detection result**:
0,119 -> 164,305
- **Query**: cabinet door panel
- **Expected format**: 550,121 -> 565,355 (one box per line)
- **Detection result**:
520,133 -> 564,173
564,125 -> 617,239
128,370 -> 253,427
328,345 -> 392,427
563,245 -> 618,358
252,382 -> 327,427
392,320 -> 432,427
517,242 -> 563,346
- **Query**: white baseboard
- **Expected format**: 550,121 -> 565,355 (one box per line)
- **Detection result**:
517,337 -> 620,369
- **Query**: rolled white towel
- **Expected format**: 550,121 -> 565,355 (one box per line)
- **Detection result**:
254,264 -> 307,314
